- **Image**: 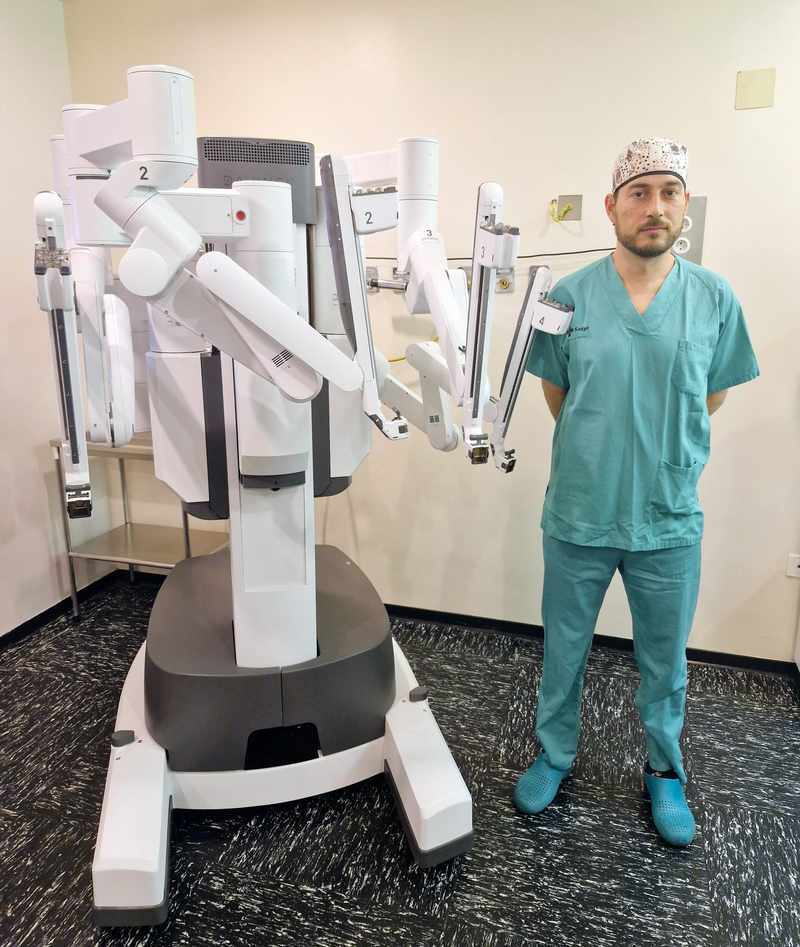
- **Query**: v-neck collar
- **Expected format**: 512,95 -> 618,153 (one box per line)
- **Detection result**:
602,253 -> 682,335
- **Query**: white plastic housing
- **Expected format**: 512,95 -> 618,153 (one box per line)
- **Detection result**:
104,294 -> 136,446
62,104 -> 104,175
398,137 -> 438,266
327,335 -> 372,478
231,180 -> 293,251
49,135 -> 69,197
146,300 -> 207,355
146,351 -> 209,503
228,183 -> 308,476
73,175 -> 130,246
384,694 -> 472,854
34,191 -> 65,248
115,193 -> 203,297
71,246 -> 111,442
311,188 -> 344,336
343,148 -> 398,188
163,188 -> 251,239
93,736 -> 171,914
127,65 -> 197,165
195,253 -> 360,399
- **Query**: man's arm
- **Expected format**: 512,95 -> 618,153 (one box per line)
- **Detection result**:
707,389 -> 727,415
542,379 -> 568,420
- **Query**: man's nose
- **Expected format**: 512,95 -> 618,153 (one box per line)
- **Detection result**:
645,194 -> 666,218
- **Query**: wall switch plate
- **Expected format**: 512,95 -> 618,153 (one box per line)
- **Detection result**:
556,194 -> 582,221
785,554 -> 800,578
735,68 -> 776,110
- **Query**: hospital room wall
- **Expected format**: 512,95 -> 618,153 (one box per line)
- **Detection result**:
0,0 -> 118,638
61,0 -> 800,661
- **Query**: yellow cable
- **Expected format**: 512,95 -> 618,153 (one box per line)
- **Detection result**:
387,335 -> 439,365
549,199 -> 573,223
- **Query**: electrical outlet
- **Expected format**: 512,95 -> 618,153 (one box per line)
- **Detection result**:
496,268 -> 514,293
785,554 -> 800,578
673,196 -> 706,264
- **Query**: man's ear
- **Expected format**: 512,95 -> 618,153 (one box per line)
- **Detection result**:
604,193 -> 616,222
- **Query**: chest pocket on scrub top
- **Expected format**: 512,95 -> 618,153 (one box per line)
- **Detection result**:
671,339 -> 713,396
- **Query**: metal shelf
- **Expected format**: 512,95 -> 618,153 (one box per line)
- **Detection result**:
70,523 -> 227,570
52,433 -> 229,617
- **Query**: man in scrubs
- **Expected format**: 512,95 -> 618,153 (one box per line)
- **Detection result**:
514,138 -> 759,845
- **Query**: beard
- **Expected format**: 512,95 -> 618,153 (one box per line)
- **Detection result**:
616,219 -> 682,258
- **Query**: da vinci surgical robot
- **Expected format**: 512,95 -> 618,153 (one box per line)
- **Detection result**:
35,65 -> 573,927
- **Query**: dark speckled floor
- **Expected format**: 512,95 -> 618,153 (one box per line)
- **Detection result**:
1,574 -> 799,947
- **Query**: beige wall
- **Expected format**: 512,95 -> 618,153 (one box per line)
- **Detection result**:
0,0 -> 122,636
55,0 -> 800,660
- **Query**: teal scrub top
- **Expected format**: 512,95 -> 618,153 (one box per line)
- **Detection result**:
527,254 -> 759,551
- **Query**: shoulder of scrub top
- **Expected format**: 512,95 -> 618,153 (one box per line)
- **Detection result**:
548,255 -> 609,309
677,256 -> 742,313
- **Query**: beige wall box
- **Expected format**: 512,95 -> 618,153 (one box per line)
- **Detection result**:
735,68 -> 776,110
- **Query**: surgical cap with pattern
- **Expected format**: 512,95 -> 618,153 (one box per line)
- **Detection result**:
612,138 -> 688,193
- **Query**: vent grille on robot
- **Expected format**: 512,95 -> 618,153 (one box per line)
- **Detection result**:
272,349 -> 294,368
202,138 -> 311,166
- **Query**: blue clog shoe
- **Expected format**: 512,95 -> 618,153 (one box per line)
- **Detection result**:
513,754 -> 568,814
643,766 -> 696,846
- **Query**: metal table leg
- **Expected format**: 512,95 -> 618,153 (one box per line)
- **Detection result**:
54,445 -> 80,619
119,457 -> 135,584
181,508 -> 192,559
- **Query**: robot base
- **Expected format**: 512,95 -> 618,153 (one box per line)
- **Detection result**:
92,551 -> 472,927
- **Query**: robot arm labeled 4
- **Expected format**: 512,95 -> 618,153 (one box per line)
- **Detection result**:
485,265 -> 574,472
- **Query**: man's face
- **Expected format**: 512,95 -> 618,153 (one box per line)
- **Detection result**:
605,174 -> 689,259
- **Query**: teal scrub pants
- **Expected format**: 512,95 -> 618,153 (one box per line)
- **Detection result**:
537,535 -> 702,784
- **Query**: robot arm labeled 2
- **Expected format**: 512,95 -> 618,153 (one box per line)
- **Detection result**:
322,138 -> 546,470
64,65 -> 362,407
320,154 -> 408,437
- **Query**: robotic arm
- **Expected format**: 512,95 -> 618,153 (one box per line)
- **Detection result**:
63,66 -> 362,406
34,191 -> 92,518
321,137 -> 573,471
485,265 -> 574,471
